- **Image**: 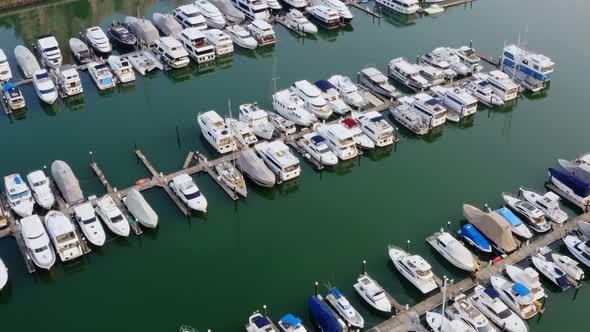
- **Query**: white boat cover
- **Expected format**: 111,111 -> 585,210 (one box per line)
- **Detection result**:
125,189 -> 158,228
237,149 -> 275,187
124,16 -> 159,46
14,45 -> 41,78
69,38 -> 89,54
577,220 -> 590,239
152,13 -> 183,38
51,160 -> 84,205
209,0 -> 245,23
463,204 -> 518,252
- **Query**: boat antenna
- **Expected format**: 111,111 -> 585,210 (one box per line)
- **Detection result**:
228,98 -> 237,165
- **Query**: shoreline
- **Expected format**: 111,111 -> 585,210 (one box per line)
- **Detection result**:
0,0 -> 47,10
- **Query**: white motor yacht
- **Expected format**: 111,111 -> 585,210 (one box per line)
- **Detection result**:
430,85 -> 478,121
490,275 -> 537,320
153,12 -> 183,38
402,93 -> 447,128
563,234 -> 590,268
173,4 -> 208,30
73,202 -> 106,247
69,38 -> 92,64
426,231 -> 477,272
272,89 -> 317,126
352,111 -> 395,147
88,62 -> 116,90
245,312 -> 279,332
227,118 -> 258,146
154,37 -> 190,69
85,26 -> 112,57
56,66 -> 83,97
194,0 -> 227,29
315,123 -> 358,160
445,294 -> 497,332
45,210 -> 83,262
19,215 -> 55,270
2,83 -> 26,111
359,67 -> 399,99
291,80 -> 332,119
531,254 -> 569,291
123,189 -> 159,228
454,46 -> 483,73
501,44 -> 553,92
14,45 -> 41,79
36,34 -> 63,68
231,0 -> 270,21
431,47 -> 471,76
269,112 -> 296,135
417,64 -> 446,87
518,188 -> 568,224
375,0 -> 420,15
0,48 -> 13,82
237,149 -> 276,188
203,29 -> 234,56
0,257 -> 7,290
463,79 -> 504,107
239,102 -> 274,139
388,244 -> 438,294
170,174 -> 208,212
425,312 -> 471,332
390,103 -> 429,135
504,264 -> 546,301
178,28 -> 217,64
325,287 -> 364,328
551,253 -> 584,281
469,285 -> 528,332
502,192 -> 550,233
266,0 -> 282,10
4,174 -> 34,218
128,50 -> 164,75
339,117 -> 374,149
306,5 -> 341,30
353,274 -> 392,313
297,132 -> 338,166
285,9 -> 318,34
95,196 -> 130,237
247,19 -> 276,46
33,69 -> 58,104
283,0 -> 308,9
388,57 -> 430,91
198,110 -> 237,154
314,80 -> 350,115
225,25 -> 258,49
320,0 -> 353,22
26,170 -> 55,210
254,140 -> 301,182
327,75 -> 367,109
107,55 -> 136,83
420,52 -> 457,80
474,70 -> 519,102
215,161 -> 248,197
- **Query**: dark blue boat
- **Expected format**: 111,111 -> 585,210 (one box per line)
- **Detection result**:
459,224 -> 492,253
314,80 -> 336,93
548,168 -> 590,198
308,296 -> 343,332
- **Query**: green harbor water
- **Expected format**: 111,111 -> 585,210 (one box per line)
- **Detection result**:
1,0 -> 590,330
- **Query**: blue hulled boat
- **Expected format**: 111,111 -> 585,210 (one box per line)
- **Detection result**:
308,296 -> 344,332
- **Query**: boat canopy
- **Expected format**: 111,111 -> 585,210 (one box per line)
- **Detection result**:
512,283 -> 531,296
342,117 -> 358,128
330,287 -> 344,299
311,135 -> 326,144
425,98 -> 441,106
549,168 -> 590,197
279,314 -> 302,327
253,316 -> 271,328
483,287 -> 500,299
495,207 -> 523,226
51,160 -> 84,205
463,204 -> 518,252
3,83 -> 16,91
460,224 -> 490,249
314,79 -> 336,92
370,115 -> 386,122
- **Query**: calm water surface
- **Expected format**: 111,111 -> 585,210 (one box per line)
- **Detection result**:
0,0 -> 589,331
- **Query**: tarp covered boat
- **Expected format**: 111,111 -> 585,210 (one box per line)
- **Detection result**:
463,204 -> 518,253
237,149 -> 275,188
14,45 -> 41,78
51,160 -> 84,205
549,168 -> 590,198
124,16 -> 159,47
123,189 -> 158,228
308,296 -> 343,332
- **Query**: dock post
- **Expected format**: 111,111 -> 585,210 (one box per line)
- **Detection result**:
406,239 -> 411,252
176,125 -> 181,148
263,305 -> 268,316
447,220 -> 451,232
362,260 -> 366,275
89,151 -> 94,164
541,296 -> 547,312
416,55 -> 420,64
469,40 -> 473,48
314,281 -> 319,296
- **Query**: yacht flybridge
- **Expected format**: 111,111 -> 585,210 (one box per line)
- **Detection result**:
306,5 -> 341,30
388,244 -> 438,294
239,103 -> 274,140
36,34 -> 63,69
352,111 -> 395,147
431,47 -> 471,76
88,62 -> 116,90
26,170 -> 55,210
231,0 -> 270,21
399,93 -> 447,128
96,196 -> 130,237
56,66 -> 84,97
291,80 -> 332,119
203,29 -> 234,56
173,4 -> 208,30
4,174 -> 34,218
314,80 -> 351,115
501,44 -> 554,92
170,174 -> 208,212
198,110 -> 236,154
430,85 -> 478,122
19,215 -> 56,270
285,9 -> 318,35
359,67 -> 399,99
454,45 -> 483,73
226,118 -> 258,146
426,230 -> 477,272
475,70 -> 519,102
246,19 -> 276,46
85,26 -> 112,57
154,37 -> 190,68
297,132 -> 338,166
254,140 -> 301,182
315,123 -> 358,160
245,312 -> 279,332
340,117 -> 374,150
388,57 -> 430,91
107,55 -> 136,83
45,210 -> 84,262
2,83 -> 26,111
463,79 -> 505,107
327,74 -> 367,109
390,103 -> 429,135
272,89 -> 317,126
178,28 -> 216,64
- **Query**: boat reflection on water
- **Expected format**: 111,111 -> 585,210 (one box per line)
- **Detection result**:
376,4 -> 417,28
62,94 -> 85,111
215,54 -> 234,69
422,125 -> 444,143
365,144 -> 394,161
329,158 -> 356,176
41,101 -> 61,116
97,87 -> 116,98
277,176 -> 300,195
233,45 -> 275,60
9,107 -> 28,121
454,114 -> 476,129
522,83 -> 551,101
190,62 -> 216,79
167,65 -> 194,83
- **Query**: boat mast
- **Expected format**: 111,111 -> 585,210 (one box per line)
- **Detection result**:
441,276 -> 448,331
228,98 -> 237,165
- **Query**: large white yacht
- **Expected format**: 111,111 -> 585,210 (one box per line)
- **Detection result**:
463,79 -> 505,107
36,34 -> 63,69
73,202 -> 106,247
170,174 -> 208,212
352,111 -> 395,147
84,26 -> 112,57
88,62 -> 116,90
375,0 -> 420,15
490,275 -> 537,320
314,80 -> 350,115
291,80 -> 332,119
306,5 -> 341,30
285,9 -> 318,34
531,254 -> 569,291
353,274 -> 392,313
26,170 -> 55,210
320,0 -> 353,22
195,0 -> 227,28
178,28 -> 217,64
388,57 -> 430,91
272,89 -> 317,126
475,70 -> 519,102
469,285 -> 528,332
327,74 -> 367,108
505,264 -> 545,301
269,112 -> 296,135
173,4 -> 208,30
431,47 -> 471,76
231,0 -> 270,21
400,93 -> 447,128
325,288 -> 364,328
297,132 -> 338,166
359,67 -> 399,99
225,25 -> 258,49
246,19 -> 276,46
390,103 -> 430,135
283,0 -> 308,9
454,46 -> 483,73
154,37 -> 190,68
420,52 -> 457,80
0,49 -> 13,82
2,83 -> 26,111
56,66 -> 84,97
33,69 -> 58,104
198,110 -> 236,154
239,102 -> 274,139
19,215 -> 55,270
426,231 -> 477,272
315,123 -> 358,160
226,118 -> 258,146
417,64 -> 446,87
430,85 -> 478,121
388,244 -> 438,294
501,44 -> 554,92
45,210 -> 83,262
95,196 -> 130,237
107,55 -> 136,83
563,234 -> 590,268
340,117 -> 374,150
445,294 -> 497,332
502,193 -> 550,233
209,0 -> 246,24
254,140 -> 301,182
203,29 -> 234,56
4,174 -> 34,218
519,188 -> 568,224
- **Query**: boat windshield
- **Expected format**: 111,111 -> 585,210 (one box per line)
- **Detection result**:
9,190 -> 30,200
35,72 -> 50,80
497,307 -> 512,319
40,87 -> 55,94
56,231 -> 76,243
33,179 -> 47,187
34,245 -> 49,253
185,191 -> 201,200
82,217 -> 97,225
111,214 -> 124,223
416,269 -> 431,276
43,46 -> 59,53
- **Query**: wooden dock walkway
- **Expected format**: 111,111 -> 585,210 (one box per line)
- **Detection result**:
367,212 -> 587,332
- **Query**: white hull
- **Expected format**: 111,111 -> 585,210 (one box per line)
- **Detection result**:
551,253 -> 584,281
564,235 -> 590,268
0,258 -> 8,290
388,247 -> 438,294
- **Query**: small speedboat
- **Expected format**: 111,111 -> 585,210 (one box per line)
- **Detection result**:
69,38 -> 92,64
340,117 -> 374,150
563,234 -> 590,268
353,274 -> 391,313
123,189 -> 158,228
505,264 -> 545,301
495,207 -> 533,239
169,174 -> 207,212
530,254 -> 569,291
427,230 -> 478,272
297,133 -> 338,166
325,288 -> 364,328
19,215 -> 56,270
502,192 -> 550,233
277,314 -> 308,332
245,312 -> 279,332
45,210 -> 83,262
469,285 -> 528,332
128,50 -> 163,75
268,112 -> 296,135
445,294 -> 497,332
33,69 -> 58,104
2,83 -> 26,111
551,253 -> 584,281
215,161 -> 247,197
95,196 -> 130,237
225,25 -> 257,50
490,275 -> 537,320
73,202 -> 106,246
0,257 -> 7,290
388,244 -> 438,294
107,55 -> 136,83
308,296 -> 344,332
519,188 -> 568,224
425,312 -> 471,332
26,170 -> 55,210
458,224 -> 492,253
107,22 -> 137,50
